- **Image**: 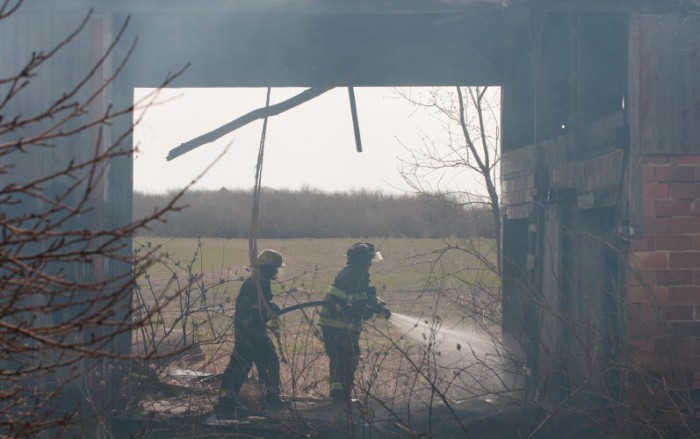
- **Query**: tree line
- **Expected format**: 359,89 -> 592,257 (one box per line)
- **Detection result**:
133,187 -> 496,239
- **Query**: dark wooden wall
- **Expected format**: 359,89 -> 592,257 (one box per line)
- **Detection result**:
116,9 -> 504,88
637,14 -> 700,154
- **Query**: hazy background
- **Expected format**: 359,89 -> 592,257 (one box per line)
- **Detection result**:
133,87 -> 472,195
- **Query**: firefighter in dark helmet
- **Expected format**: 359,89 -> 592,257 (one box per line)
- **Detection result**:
217,249 -> 285,413
318,242 -> 391,404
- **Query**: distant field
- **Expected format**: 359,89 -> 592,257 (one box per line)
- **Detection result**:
132,236 -> 500,357
134,237 -> 498,290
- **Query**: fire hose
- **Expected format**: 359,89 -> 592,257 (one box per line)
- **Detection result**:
276,300 -> 330,316
276,300 -> 391,319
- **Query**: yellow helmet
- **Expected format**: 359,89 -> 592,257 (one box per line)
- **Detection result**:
257,249 -> 284,267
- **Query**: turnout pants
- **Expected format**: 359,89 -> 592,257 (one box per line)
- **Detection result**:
221,330 -> 280,400
321,326 -> 360,403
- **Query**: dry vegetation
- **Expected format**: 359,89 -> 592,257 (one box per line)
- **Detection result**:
127,236 -> 506,432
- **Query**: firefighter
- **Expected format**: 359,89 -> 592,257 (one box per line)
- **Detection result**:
318,242 -> 391,404
216,249 -> 285,413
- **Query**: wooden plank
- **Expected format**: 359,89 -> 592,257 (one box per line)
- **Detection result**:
640,14 -> 700,154
654,15 -> 681,152
627,12 -> 643,236
519,0 -> 698,14
680,20 -> 700,151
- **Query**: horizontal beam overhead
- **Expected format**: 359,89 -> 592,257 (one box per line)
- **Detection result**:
21,0 -> 698,14
21,0 -> 504,14
120,9 -> 505,88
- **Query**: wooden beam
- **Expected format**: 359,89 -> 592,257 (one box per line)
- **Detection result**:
24,0 -> 504,14
513,0 -> 699,14
166,85 -> 334,161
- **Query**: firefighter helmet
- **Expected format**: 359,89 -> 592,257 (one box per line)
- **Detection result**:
346,242 -> 382,265
257,249 -> 284,267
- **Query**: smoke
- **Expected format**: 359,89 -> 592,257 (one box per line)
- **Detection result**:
387,312 -> 506,400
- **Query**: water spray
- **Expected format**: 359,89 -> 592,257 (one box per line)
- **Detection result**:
387,312 -> 501,368
275,302 -> 508,399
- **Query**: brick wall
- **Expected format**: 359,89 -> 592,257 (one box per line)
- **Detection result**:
627,154 -> 700,401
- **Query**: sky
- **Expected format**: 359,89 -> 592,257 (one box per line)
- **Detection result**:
132,87 -> 491,195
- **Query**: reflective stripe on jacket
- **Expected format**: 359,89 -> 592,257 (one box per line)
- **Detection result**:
318,264 -> 378,332
327,285 -> 368,302
318,285 -> 368,331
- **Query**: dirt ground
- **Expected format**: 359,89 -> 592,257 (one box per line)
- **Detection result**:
113,364 -> 529,438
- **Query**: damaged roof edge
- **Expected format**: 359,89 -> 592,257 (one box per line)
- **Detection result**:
20,0 -> 506,14
18,0 -> 700,14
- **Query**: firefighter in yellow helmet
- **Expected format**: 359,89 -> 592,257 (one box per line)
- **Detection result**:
216,249 -> 285,414
318,242 -> 391,404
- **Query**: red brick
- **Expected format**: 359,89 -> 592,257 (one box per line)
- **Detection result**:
645,217 -> 669,233
626,268 -> 656,287
630,338 -> 655,356
630,240 -> 643,252
655,165 -> 696,182
655,199 -> 693,217
679,356 -> 700,371
655,335 -> 696,355
627,305 -> 658,337
672,155 -> 700,165
637,354 -> 669,371
627,303 -> 658,322
669,321 -> 700,336
643,199 -> 656,217
643,154 -> 672,165
668,217 -> 700,234
693,201 -> 700,216
626,286 -> 647,304
641,165 -> 656,182
643,183 -> 669,199
660,304 -> 694,320
668,286 -> 700,303
627,286 -> 669,304
634,251 -> 668,269
643,233 -> 657,250
672,166 -> 697,181
669,251 -> 700,269
630,236 -> 653,251
669,183 -> 700,200
656,269 -> 694,286
627,303 -> 657,319
655,234 -> 693,251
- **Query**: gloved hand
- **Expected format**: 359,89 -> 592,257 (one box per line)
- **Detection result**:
379,307 -> 391,319
268,316 -> 280,332
268,302 -> 280,314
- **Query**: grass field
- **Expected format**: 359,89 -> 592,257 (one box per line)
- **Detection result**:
131,236 -> 504,409
133,236 -> 499,292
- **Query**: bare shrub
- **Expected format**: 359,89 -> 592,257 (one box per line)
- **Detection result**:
1,3 -> 186,436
